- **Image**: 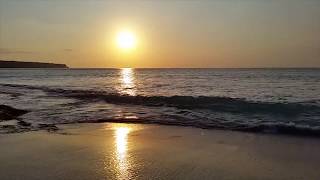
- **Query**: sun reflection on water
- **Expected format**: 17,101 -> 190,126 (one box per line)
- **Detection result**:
114,126 -> 131,179
119,68 -> 136,96
104,124 -> 143,179
115,127 -> 130,158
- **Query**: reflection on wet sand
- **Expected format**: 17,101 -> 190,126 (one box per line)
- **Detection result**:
119,68 -> 136,96
114,125 -> 131,179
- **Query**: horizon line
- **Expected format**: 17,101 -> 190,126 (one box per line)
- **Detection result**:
67,67 -> 320,69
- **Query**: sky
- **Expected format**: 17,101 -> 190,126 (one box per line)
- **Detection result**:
0,0 -> 320,68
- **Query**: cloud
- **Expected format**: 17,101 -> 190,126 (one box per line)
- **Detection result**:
0,48 -> 33,55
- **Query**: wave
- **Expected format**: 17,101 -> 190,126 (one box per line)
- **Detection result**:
1,83 -> 319,117
1,83 -> 320,137
78,118 -> 320,137
69,93 -> 319,116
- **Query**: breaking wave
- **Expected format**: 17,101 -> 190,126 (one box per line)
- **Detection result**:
1,83 -> 320,136
7,83 -> 316,116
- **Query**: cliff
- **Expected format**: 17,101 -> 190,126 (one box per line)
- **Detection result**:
0,60 -> 68,68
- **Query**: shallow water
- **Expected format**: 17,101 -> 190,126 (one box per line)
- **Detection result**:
0,68 -> 319,136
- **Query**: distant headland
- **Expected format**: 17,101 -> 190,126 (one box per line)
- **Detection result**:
0,60 -> 68,68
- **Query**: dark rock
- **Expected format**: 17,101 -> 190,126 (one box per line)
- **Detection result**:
0,105 -> 29,121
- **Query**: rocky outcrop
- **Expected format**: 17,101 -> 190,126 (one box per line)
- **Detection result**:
0,105 -> 29,121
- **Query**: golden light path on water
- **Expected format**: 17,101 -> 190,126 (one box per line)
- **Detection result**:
114,125 -> 131,179
109,69 -> 137,179
115,127 -> 130,159
120,68 -> 136,96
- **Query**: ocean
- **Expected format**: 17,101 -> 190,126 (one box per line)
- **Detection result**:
0,68 -> 319,136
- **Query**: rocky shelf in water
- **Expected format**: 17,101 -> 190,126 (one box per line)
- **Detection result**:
0,105 -> 29,121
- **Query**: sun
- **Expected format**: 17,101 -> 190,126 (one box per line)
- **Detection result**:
116,30 -> 137,50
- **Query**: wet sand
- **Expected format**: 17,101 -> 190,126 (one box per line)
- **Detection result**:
0,123 -> 320,180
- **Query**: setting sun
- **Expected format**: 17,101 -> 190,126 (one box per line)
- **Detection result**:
116,30 -> 137,50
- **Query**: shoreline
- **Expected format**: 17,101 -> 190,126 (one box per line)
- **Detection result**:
1,102 -> 319,137
1,123 -> 320,179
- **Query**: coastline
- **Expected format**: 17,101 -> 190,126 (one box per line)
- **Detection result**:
0,60 -> 68,68
0,123 -> 319,180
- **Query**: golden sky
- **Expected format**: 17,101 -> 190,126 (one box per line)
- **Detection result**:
0,0 -> 320,68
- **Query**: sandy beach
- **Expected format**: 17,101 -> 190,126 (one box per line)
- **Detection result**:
0,123 -> 319,180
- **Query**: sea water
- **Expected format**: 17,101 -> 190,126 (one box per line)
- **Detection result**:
0,68 -> 319,135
